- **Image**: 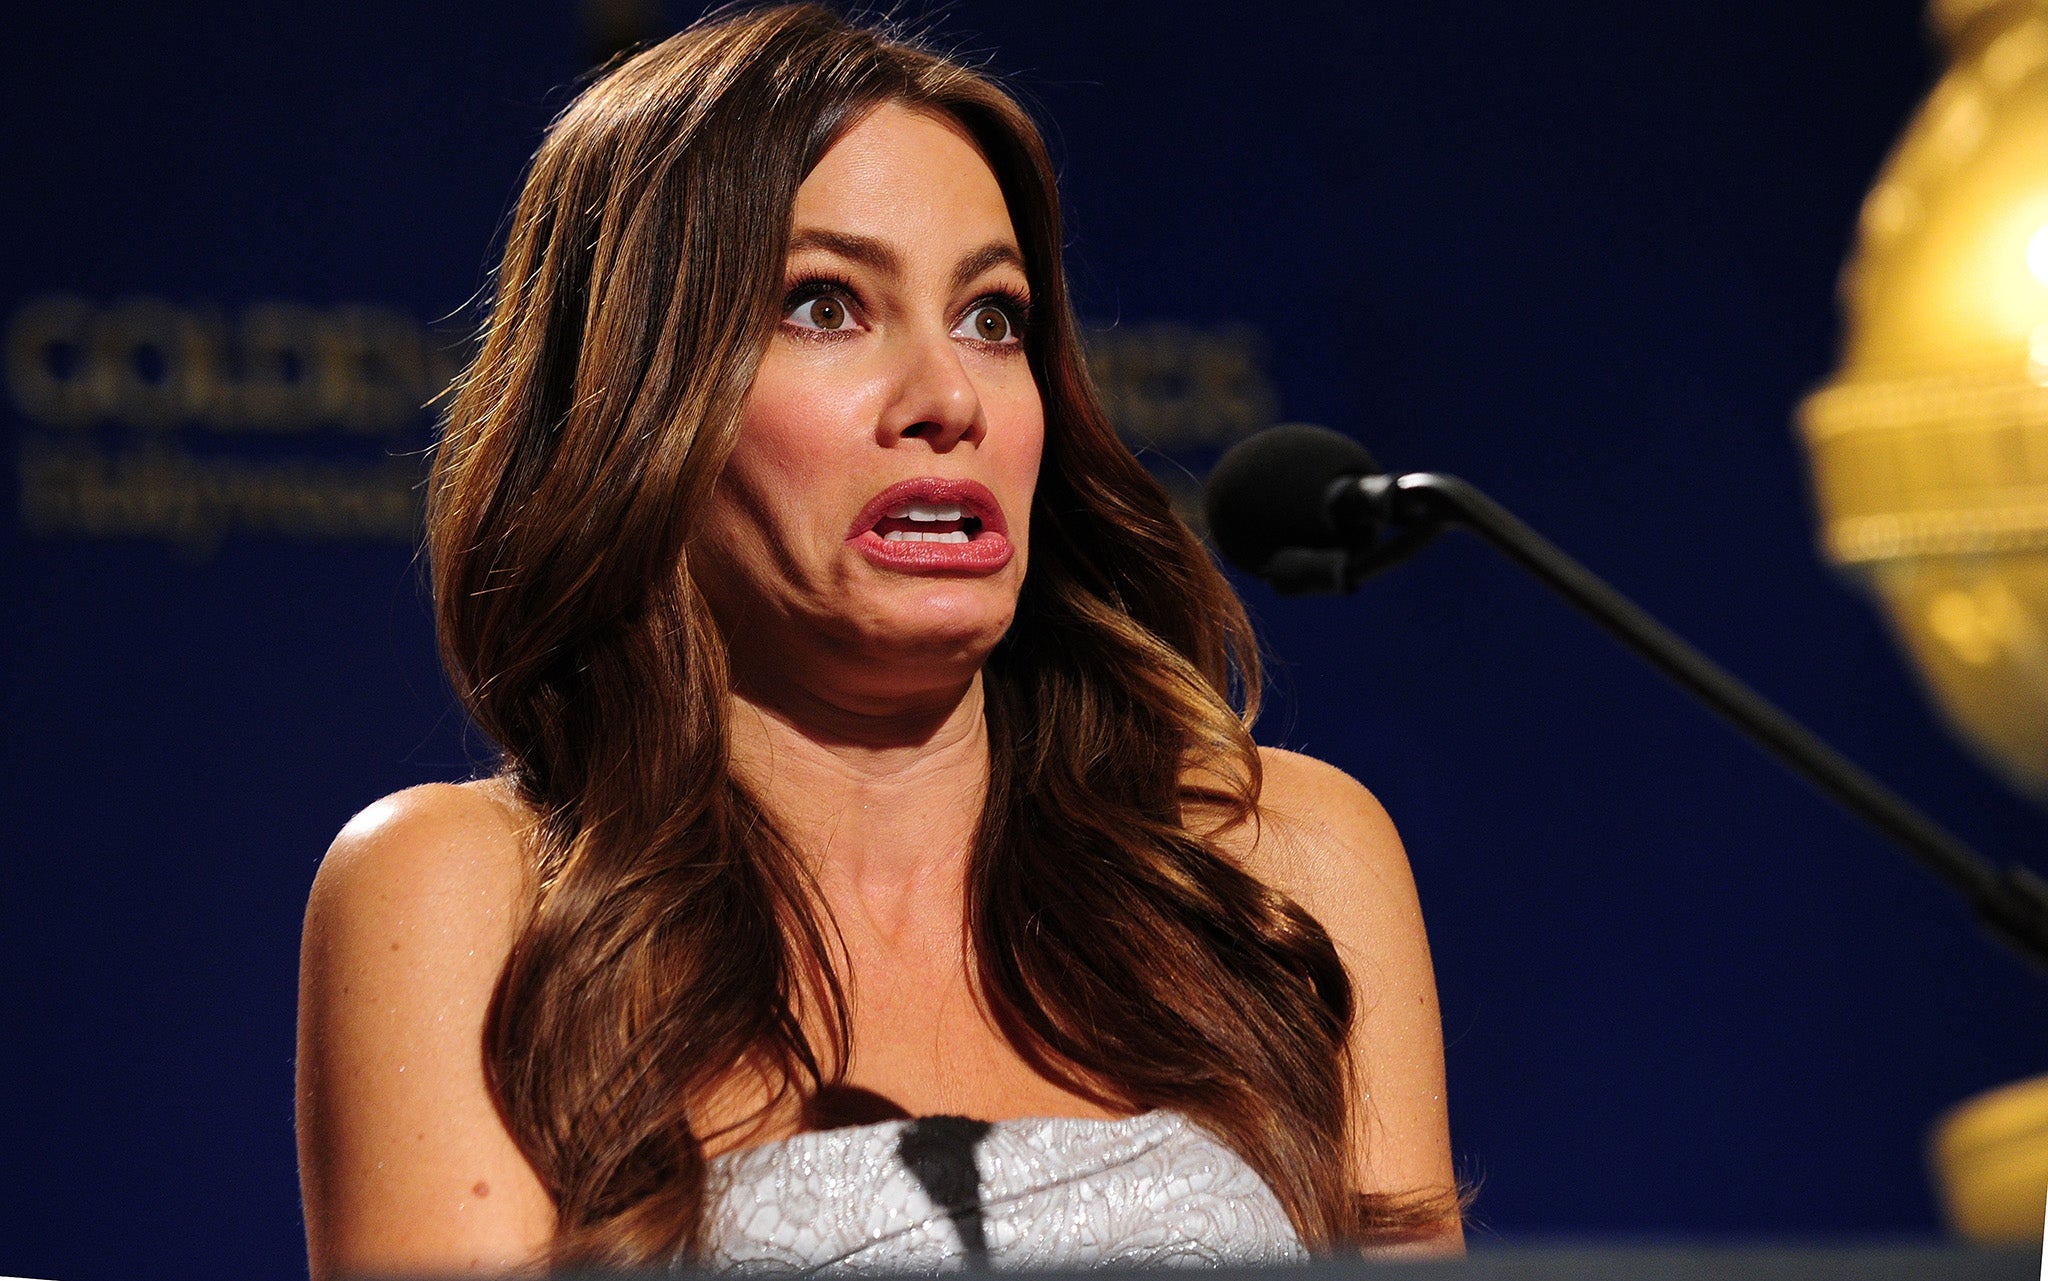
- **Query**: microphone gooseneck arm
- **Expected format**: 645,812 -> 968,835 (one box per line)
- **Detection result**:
1334,469 -> 2048,974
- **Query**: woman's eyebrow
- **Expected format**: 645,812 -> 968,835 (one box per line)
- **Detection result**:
787,227 -> 900,273
784,229 -> 1024,293
951,243 -> 1025,291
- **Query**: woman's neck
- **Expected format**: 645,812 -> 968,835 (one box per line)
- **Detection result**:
726,673 -> 989,919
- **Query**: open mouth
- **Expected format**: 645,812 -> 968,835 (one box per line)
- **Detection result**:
871,502 -> 985,545
847,479 -> 1013,573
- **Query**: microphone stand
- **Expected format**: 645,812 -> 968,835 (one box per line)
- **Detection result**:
1286,469 -> 2048,975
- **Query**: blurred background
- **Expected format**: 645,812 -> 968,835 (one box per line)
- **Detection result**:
8,1 -> 2048,1277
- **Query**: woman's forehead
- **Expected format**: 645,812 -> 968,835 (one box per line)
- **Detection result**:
789,104 -> 1018,263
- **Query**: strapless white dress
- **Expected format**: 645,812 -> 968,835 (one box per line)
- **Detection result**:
700,1110 -> 1307,1273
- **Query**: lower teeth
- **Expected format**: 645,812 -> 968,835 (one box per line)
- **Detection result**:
882,530 -> 971,544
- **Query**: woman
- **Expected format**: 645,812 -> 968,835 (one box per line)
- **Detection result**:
296,6 -> 1461,1275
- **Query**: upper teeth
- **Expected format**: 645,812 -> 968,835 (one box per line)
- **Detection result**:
886,503 -> 967,521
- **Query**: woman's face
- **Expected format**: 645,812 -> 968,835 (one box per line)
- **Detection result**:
696,103 -> 1045,714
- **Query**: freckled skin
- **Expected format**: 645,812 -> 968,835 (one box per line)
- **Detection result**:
297,782 -> 552,1277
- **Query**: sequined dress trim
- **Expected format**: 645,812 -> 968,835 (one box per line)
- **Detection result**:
698,1109 -> 1307,1273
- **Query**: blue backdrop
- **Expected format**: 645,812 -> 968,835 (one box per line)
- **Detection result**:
8,3 -> 2047,1278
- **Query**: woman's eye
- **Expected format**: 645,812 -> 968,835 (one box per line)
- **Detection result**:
958,303 -> 1021,345
786,292 -> 854,332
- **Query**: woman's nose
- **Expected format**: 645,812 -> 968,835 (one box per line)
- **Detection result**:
877,331 -> 985,451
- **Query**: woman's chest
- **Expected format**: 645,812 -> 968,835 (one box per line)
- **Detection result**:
694,964 -> 1116,1159
835,977 -> 1113,1122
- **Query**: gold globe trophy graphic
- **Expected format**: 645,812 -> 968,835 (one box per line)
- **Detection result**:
1799,0 -> 2048,1242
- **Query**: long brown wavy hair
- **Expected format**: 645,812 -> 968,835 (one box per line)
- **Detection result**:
428,3 -> 1446,1267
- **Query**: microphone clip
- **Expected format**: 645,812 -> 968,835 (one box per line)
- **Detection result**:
1264,473 -> 1451,596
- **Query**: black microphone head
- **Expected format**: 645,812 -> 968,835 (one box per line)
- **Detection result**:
1203,423 -> 1381,575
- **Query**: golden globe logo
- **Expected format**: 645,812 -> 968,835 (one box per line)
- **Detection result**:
7,295 -> 462,434
6,295 -> 465,555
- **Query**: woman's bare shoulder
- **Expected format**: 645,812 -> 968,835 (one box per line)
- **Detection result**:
307,774 -> 540,955
1215,747 -> 1411,911
316,778 -> 535,908
1218,747 -> 1460,1241
298,778 -> 554,1278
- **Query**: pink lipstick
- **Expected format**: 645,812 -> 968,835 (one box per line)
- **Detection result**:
847,478 -> 1013,573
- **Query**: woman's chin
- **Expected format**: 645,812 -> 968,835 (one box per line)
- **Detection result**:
865,574 -> 1017,635
834,594 -> 1016,678
866,616 -> 1014,672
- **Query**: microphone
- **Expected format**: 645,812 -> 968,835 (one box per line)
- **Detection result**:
1203,423 -> 1435,594
1197,422 -> 2048,976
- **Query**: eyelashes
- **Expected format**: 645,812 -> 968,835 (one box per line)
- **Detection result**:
782,275 -> 861,334
966,287 -> 1034,339
782,273 -> 858,311
778,274 -> 1033,346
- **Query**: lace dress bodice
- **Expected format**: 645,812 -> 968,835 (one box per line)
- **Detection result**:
699,1110 -> 1307,1273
